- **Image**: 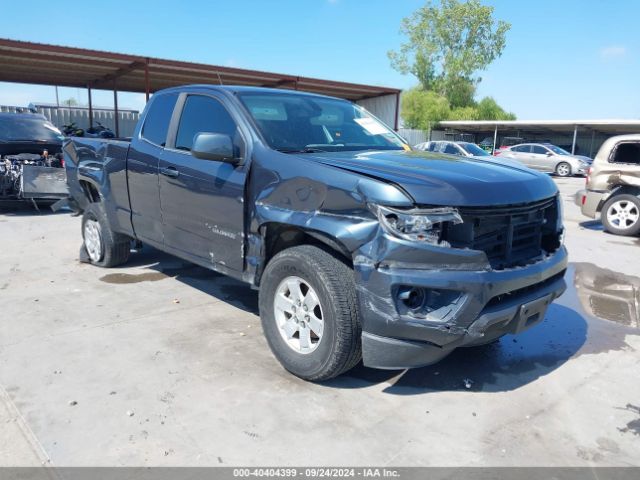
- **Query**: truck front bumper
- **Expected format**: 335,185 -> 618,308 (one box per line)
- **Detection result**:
354,239 -> 568,370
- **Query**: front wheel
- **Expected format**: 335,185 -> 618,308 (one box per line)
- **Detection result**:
81,202 -> 131,267
259,245 -> 361,381
602,194 -> 640,236
555,162 -> 572,177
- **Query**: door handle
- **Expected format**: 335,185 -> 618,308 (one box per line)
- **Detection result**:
160,166 -> 179,178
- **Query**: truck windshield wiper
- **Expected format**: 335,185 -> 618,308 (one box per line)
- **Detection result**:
275,147 -> 327,154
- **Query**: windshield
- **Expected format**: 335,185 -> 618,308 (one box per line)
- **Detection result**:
459,142 -> 490,156
238,92 -> 406,153
0,115 -> 64,142
546,145 -> 570,155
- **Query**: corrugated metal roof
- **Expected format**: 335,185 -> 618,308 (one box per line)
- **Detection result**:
0,38 -> 401,101
440,119 -> 640,134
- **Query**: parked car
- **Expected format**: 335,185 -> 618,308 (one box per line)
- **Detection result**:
414,140 -> 490,157
0,112 -> 67,204
62,85 -> 567,381
497,143 -> 591,177
575,134 -> 640,236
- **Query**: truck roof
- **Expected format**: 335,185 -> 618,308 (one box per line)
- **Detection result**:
0,111 -> 47,120
157,84 -> 344,101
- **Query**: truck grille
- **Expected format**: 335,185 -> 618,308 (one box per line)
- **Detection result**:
443,197 -> 560,270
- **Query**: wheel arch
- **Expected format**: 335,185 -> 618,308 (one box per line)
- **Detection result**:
598,185 -> 640,212
78,179 -> 101,203
255,222 -> 353,286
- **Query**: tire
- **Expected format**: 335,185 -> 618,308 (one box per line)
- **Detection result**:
555,162 -> 572,177
81,202 -> 131,267
601,194 -> 640,236
259,245 -> 361,381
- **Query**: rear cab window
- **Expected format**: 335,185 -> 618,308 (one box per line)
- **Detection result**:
141,93 -> 179,147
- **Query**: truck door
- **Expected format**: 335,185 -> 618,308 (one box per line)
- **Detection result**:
158,93 -> 247,272
127,92 -> 178,246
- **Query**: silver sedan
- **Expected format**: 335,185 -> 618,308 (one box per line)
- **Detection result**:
497,143 -> 591,177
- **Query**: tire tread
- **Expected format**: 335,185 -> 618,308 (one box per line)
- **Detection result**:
260,245 -> 361,381
82,202 -> 131,268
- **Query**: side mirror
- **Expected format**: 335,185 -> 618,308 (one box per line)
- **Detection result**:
192,132 -> 239,163
546,152 -> 553,156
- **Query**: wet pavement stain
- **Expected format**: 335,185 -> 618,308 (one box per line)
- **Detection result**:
100,271 -> 169,284
100,264 -> 212,284
574,262 -> 640,328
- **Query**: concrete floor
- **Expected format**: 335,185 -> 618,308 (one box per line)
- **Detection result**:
0,177 -> 639,467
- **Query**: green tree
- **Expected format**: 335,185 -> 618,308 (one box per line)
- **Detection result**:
61,98 -> 78,107
389,0 -> 510,108
475,96 -> 516,120
401,87 -> 452,129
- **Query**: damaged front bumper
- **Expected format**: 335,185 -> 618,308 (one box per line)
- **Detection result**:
354,235 -> 568,369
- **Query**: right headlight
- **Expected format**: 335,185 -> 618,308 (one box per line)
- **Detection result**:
370,204 -> 463,244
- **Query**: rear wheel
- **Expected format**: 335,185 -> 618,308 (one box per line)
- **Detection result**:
602,194 -> 640,236
259,245 -> 361,381
555,162 -> 572,177
81,202 -> 131,267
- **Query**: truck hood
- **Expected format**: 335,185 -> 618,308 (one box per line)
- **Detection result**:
304,150 -> 558,206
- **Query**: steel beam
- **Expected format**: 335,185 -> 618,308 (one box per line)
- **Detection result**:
492,125 -> 498,154
394,92 -> 400,131
113,79 -> 119,138
92,61 -> 145,89
87,85 -> 93,128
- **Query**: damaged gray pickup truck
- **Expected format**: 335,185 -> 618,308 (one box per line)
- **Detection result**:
63,85 -> 567,380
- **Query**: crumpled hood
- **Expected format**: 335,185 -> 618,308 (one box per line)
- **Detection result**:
303,150 -> 558,206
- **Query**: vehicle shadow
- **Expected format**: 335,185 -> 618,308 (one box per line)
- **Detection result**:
322,303 -> 588,395
106,248 -> 592,395
579,219 -> 604,231
0,201 -> 69,216
106,245 -> 260,315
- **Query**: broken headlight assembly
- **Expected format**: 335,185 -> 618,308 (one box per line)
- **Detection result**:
371,204 -> 463,245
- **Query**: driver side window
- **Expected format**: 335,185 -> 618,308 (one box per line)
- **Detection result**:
175,95 -> 238,152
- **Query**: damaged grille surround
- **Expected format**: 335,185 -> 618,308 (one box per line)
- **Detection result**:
439,196 -> 562,270
352,195 -> 567,354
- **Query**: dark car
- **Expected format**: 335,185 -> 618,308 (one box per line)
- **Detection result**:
62,85 -> 567,380
0,112 -> 67,204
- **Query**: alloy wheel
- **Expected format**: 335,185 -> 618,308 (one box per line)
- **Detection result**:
273,276 -> 324,354
607,200 -> 640,230
84,219 -> 103,262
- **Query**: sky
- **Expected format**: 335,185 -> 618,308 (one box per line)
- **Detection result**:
0,0 -> 638,120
